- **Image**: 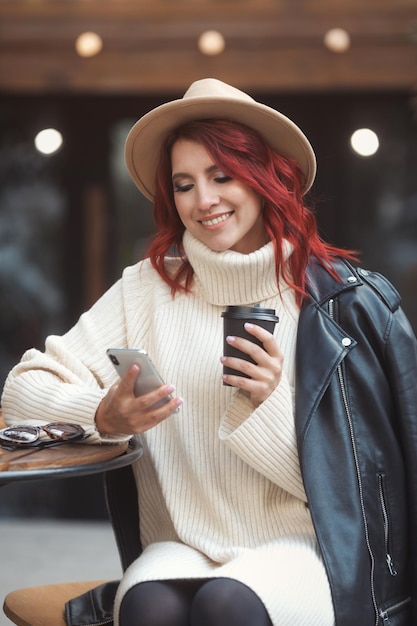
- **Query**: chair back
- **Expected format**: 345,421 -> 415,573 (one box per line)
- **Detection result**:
104,460 -> 142,571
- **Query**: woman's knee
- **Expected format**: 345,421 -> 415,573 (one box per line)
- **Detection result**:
190,578 -> 272,626
119,580 -> 193,626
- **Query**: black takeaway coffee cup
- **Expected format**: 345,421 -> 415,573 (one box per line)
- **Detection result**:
221,305 -> 279,383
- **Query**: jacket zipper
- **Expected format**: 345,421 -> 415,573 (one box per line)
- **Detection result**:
328,298 -> 379,626
379,596 -> 411,624
378,473 -> 398,576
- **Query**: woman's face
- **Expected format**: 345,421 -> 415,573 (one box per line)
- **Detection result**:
171,139 -> 269,254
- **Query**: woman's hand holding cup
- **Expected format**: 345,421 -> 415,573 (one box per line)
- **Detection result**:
220,305 -> 282,407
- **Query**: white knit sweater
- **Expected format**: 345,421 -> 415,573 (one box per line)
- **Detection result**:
2,231 -> 334,626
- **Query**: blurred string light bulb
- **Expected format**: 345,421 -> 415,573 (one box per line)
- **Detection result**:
34,128 -> 63,155
198,30 -> 226,55
324,28 -> 351,53
75,31 -> 103,58
350,128 -> 380,157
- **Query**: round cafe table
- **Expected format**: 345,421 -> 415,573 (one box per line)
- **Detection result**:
0,425 -> 142,487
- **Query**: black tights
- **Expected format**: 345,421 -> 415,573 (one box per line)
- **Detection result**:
119,577 -> 273,626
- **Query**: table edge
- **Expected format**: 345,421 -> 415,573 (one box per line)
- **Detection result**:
0,438 -> 143,485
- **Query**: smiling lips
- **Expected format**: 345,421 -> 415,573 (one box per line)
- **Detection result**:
200,212 -> 234,227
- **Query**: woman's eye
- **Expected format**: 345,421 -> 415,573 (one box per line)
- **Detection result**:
174,182 -> 193,193
215,174 -> 232,184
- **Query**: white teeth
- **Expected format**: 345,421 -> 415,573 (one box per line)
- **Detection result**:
201,213 -> 231,226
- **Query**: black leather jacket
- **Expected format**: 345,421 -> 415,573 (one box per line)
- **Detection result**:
67,257 -> 417,626
298,258 -> 417,625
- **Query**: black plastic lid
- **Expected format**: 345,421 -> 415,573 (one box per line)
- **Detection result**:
221,305 -> 279,322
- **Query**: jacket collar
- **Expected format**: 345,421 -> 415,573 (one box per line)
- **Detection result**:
305,256 -> 363,305
295,257 -> 358,444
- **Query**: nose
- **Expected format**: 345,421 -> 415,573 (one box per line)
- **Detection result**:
196,183 -> 220,212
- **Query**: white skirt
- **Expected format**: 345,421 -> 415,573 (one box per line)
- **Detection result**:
114,535 -> 335,626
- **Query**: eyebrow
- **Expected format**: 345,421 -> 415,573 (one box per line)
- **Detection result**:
172,164 -> 219,183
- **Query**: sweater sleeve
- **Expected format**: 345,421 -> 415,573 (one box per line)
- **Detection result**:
218,374 -> 307,502
1,270 -> 138,443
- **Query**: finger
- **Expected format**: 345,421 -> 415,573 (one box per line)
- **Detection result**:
222,361 -> 281,408
117,363 -> 141,396
107,389 -> 183,435
221,368 -> 273,404
225,334 -> 268,366
134,395 -> 184,433
150,395 -> 184,420
134,384 -> 182,412
222,370 -> 260,391
221,353 -> 279,386
243,323 -> 280,355
220,354 -> 257,379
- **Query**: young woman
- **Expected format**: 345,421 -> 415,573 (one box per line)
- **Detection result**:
2,79 -> 417,626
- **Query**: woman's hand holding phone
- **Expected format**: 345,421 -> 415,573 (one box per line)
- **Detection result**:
95,349 -> 183,436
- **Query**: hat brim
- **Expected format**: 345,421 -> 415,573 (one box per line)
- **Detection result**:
125,95 -> 316,201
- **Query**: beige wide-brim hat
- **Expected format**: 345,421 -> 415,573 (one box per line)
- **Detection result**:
125,78 -> 316,201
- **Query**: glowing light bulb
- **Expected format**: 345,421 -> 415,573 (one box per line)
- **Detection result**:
34,128 -> 63,155
350,128 -> 379,157
324,28 -> 351,53
75,32 -> 103,58
198,30 -> 226,56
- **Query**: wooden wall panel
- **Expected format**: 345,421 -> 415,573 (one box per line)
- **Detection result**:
0,0 -> 416,93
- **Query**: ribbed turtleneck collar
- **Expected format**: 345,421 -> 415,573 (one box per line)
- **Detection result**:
182,230 -> 293,307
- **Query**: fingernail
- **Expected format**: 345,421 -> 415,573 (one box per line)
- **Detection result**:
166,385 -> 175,393
175,397 -> 184,407
244,322 -> 254,329
220,356 -> 227,363
226,335 -> 236,342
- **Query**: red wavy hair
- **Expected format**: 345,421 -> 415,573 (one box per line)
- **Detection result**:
146,119 -> 357,304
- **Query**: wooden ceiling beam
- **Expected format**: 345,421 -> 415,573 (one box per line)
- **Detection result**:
1,46 -> 415,94
0,0 -> 416,93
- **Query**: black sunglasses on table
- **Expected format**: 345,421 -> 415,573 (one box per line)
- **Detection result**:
0,422 -> 89,450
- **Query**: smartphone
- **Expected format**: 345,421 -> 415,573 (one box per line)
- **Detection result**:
106,348 -> 173,409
